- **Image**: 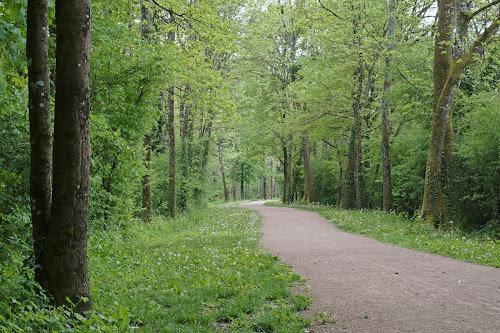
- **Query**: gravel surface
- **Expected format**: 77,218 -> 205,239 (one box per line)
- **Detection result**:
241,201 -> 500,333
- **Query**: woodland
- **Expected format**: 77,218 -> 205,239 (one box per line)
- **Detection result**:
0,0 -> 499,331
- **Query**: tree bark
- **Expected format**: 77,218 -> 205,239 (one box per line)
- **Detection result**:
342,129 -> 357,209
421,0 -> 500,227
240,163 -> 245,201
43,0 -> 92,312
270,159 -> 274,199
381,0 -> 395,212
142,134 -> 152,223
342,65 -> 363,209
232,161 -> 237,201
422,0 -> 459,227
27,0 -> 52,287
167,85 -> 176,218
141,0 -> 153,222
263,177 -> 267,200
282,141 -> 293,204
218,139 -> 229,200
301,134 -> 315,203
179,98 -> 190,211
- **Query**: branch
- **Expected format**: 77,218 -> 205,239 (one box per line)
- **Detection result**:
317,0 -> 342,19
322,139 -> 337,149
467,1 -> 500,22
460,12 -> 500,66
150,0 -> 187,21
396,67 -> 427,95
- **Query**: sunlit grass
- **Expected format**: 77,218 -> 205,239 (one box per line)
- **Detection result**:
266,202 -> 500,268
88,206 -> 311,332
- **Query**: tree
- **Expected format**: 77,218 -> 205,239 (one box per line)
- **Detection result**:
26,0 -> 52,286
39,0 -> 92,312
166,16 -> 176,218
301,133 -> 315,203
380,0 -> 395,212
141,0 -> 153,223
167,85 -> 177,217
218,138 -> 230,201
421,0 -> 500,227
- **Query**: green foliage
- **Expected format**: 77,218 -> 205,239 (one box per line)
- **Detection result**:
0,86 -> 29,216
311,153 -> 339,205
89,0 -> 170,224
0,0 -> 27,92
452,91 -> 500,231
268,202 -> 500,268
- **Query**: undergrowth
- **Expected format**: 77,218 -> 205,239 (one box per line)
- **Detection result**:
89,206 -> 311,332
266,202 -> 500,268
1,206 -> 311,332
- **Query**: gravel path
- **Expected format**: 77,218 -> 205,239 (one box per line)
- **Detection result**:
240,201 -> 500,333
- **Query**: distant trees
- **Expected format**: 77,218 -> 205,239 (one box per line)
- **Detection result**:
230,0 -> 499,232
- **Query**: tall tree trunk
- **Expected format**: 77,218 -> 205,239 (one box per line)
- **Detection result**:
140,0 -> 153,222
27,0 -> 52,287
421,0 -> 457,227
381,0 -> 395,212
240,163 -> 245,201
281,144 -> 289,203
336,144 -> 343,206
301,134 -> 315,203
179,98 -> 190,211
285,141 -> 293,203
142,134 -> 152,223
263,177 -> 267,200
270,159 -> 274,199
342,65 -> 364,209
167,85 -> 176,218
44,0 -> 92,312
354,68 -> 365,210
218,139 -> 229,200
232,161 -> 237,201
421,0 -> 499,227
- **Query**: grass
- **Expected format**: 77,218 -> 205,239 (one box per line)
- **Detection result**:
1,205 -> 311,332
88,206 -> 311,332
265,201 -> 500,268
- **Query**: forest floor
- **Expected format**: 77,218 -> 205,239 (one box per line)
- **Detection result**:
240,201 -> 500,333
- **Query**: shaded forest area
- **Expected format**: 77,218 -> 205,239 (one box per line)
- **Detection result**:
1,0 -> 499,325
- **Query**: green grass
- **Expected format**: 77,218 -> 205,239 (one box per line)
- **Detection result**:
88,206 -> 311,332
1,206 -> 311,332
265,201 -> 500,268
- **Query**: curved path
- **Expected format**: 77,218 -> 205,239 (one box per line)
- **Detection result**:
241,201 -> 500,333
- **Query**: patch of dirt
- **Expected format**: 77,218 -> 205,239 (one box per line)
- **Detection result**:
241,201 -> 500,333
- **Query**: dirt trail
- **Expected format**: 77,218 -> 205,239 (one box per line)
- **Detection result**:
240,201 -> 500,333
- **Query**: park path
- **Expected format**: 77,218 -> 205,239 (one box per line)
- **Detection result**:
240,201 -> 500,333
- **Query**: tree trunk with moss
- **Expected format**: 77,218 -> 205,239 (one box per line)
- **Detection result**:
421,0 -> 500,227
